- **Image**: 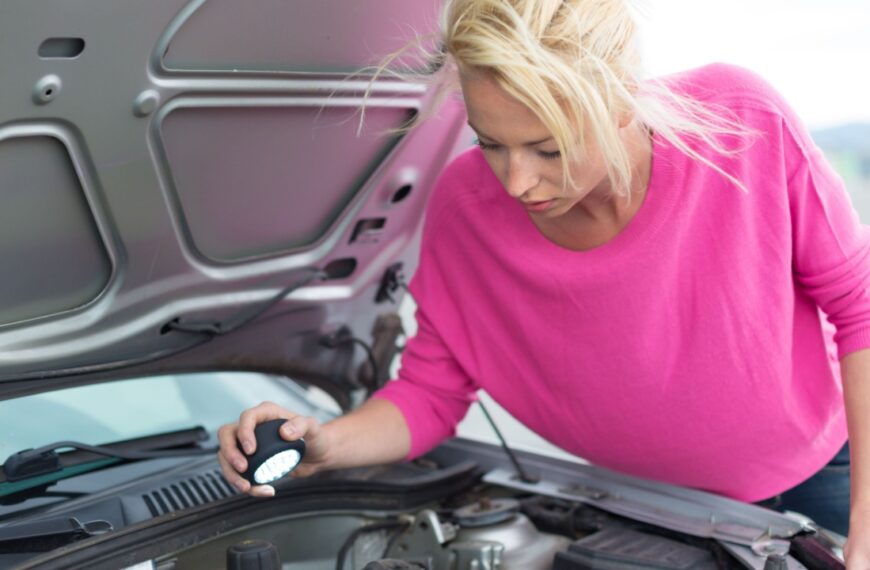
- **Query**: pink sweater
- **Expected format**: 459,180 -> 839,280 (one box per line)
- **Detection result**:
374,63 -> 870,502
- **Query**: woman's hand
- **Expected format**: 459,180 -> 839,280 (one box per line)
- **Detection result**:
217,401 -> 331,498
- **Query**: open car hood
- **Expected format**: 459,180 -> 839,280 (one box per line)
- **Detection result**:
0,0 -> 469,406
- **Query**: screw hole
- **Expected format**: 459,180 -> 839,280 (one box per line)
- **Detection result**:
391,184 -> 413,204
44,89 -> 53,96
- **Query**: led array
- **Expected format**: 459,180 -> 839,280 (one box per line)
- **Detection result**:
253,449 -> 302,484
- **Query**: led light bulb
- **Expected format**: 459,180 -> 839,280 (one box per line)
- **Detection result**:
240,419 -> 306,485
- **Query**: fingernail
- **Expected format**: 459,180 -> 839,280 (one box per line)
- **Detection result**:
281,425 -> 294,437
242,440 -> 253,454
263,486 -> 275,497
234,460 -> 245,472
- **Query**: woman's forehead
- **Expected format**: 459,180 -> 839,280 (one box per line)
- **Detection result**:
460,73 -> 554,142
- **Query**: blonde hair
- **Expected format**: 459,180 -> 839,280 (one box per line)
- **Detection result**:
365,0 -> 753,195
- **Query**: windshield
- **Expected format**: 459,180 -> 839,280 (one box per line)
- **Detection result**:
0,372 -> 338,460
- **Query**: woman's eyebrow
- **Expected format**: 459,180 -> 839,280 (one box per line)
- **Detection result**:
467,121 -> 554,146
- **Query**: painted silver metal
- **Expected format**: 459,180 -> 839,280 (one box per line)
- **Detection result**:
0,0 -> 470,386
448,541 -> 503,570
384,507 -> 570,570
456,512 -> 570,570
385,509 -> 456,570
719,542 -> 810,570
485,467 -> 810,549
32,75 -> 62,104
133,90 -> 161,117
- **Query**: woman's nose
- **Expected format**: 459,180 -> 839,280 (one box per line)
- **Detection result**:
504,155 -> 538,199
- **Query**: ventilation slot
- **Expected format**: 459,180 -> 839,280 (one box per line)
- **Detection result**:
38,37 -> 85,58
142,469 -> 238,517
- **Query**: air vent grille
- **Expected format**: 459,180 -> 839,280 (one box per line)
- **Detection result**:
142,469 -> 238,517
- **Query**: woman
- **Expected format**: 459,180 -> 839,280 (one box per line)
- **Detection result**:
218,0 -> 870,561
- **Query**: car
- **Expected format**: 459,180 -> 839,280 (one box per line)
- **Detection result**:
0,1 -> 848,569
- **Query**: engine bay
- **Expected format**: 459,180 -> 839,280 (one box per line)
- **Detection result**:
152,486 -> 834,570
2,439 -> 844,570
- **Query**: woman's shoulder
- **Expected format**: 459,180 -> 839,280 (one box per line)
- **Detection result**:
665,63 -> 770,91
425,145 -> 501,222
435,145 -> 493,192
659,62 -> 794,120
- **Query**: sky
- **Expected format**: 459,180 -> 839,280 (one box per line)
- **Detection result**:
634,0 -> 870,129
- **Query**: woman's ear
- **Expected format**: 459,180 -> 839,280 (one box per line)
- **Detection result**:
618,109 -> 636,129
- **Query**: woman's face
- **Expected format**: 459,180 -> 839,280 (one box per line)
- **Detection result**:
459,72 -> 611,219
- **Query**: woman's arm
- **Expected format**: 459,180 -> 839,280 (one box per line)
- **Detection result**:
839,348 -> 870,564
320,398 -> 411,470
217,398 -> 411,497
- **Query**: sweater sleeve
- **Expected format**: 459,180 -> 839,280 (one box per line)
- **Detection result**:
372,301 -> 479,459
784,108 -> 870,357
693,64 -> 870,358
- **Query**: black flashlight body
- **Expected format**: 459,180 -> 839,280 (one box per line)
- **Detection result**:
239,419 -> 306,485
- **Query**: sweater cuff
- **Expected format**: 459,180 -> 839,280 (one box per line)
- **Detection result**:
836,329 -> 870,360
370,389 -> 453,461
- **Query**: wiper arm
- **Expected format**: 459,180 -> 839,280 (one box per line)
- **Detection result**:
0,516 -> 112,554
0,426 -> 216,497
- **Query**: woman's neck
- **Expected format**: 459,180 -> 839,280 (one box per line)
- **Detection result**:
535,123 -> 653,251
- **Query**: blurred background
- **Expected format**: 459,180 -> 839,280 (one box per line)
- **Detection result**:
400,0 -> 870,462
637,0 -> 870,213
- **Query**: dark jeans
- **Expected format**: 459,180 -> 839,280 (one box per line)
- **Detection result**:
755,443 -> 850,536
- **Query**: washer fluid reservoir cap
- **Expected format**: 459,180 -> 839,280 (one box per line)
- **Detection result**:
454,497 -> 520,528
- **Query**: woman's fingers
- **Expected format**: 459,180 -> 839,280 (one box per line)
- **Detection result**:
219,403 -> 324,496
217,422 -> 249,473
216,438 -> 251,494
249,485 -> 276,498
280,414 -> 320,442
236,401 -> 294,454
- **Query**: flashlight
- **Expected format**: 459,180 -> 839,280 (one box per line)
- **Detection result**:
240,419 -> 306,485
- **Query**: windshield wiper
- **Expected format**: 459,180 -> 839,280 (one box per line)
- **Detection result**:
0,516 -> 112,554
0,426 -> 216,500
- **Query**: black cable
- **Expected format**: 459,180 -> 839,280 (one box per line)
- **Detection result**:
167,269 -> 328,336
0,338 -> 212,382
349,338 -> 380,394
477,400 -> 539,484
320,333 -> 381,395
334,519 -> 408,570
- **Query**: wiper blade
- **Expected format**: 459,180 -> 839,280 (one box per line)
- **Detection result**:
0,426 -> 216,498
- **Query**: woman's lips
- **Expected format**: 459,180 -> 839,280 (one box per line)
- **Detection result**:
523,199 -> 556,213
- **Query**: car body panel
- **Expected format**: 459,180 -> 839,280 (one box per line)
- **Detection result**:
0,0 -> 468,403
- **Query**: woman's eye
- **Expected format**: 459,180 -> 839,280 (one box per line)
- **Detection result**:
473,137 -> 500,151
538,150 -> 561,160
